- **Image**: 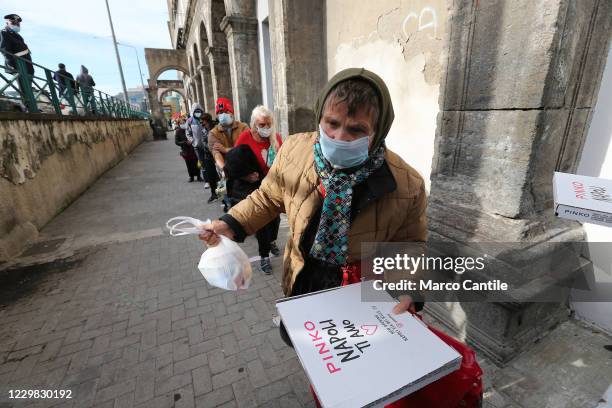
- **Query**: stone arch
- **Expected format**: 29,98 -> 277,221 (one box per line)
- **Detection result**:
210,0 -> 228,48
204,0 -> 233,110
217,0 -> 262,122
198,20 -> 215,113
192,43 -> 205,105
152,65 -> 189,81
224,0 -> 256,18
144,48 -> 190,130
158,88 -> 188,113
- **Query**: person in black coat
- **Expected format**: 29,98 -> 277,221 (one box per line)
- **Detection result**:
53,63 -> 77,98
223,145 -> 276,275
174,116 -> 201,182
0,14 -> 33,75
1,14 -> 34,108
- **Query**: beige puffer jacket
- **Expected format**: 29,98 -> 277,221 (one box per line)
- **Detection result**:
228,131 -> 427,295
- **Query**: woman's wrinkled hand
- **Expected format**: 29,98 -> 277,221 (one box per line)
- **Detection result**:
197,220 -> 235,247
244,172 -> 259,183
392,295 -> 416,314
213,143 -> 227,153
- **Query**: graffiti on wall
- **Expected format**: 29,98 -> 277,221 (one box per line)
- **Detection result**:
349,5 -> 440,49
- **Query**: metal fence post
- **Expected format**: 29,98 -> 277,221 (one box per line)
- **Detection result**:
15,58 -> 37,112
44,69 -> 62,115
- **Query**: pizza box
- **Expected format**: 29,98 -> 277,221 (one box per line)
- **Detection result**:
553,172 -> 612,227
276,282 -> 462,408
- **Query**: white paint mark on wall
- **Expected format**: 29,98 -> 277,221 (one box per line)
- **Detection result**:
402,6 -> 438,41
333,39 -> 439,189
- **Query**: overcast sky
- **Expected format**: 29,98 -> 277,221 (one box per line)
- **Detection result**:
2,0 -> 176,95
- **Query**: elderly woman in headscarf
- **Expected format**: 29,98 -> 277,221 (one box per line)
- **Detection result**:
199,68 -> 427,338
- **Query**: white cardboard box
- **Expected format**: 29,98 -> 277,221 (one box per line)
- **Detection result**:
276,283 -> 461,408
553,172 -> 612,227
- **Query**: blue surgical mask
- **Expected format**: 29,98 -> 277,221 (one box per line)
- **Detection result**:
219,113 -> 233,126
9,24 -> 20,33
318,125 -> 370,169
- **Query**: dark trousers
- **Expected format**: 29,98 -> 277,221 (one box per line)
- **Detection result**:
184,158 -> 199,178
195,146 -> 218,193
255,217 -> 281,258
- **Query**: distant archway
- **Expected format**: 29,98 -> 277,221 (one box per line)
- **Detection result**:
144,48 -> 190,130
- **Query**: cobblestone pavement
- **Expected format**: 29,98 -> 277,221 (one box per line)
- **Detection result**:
0,136 -> 312,408
1,137 -> 611,408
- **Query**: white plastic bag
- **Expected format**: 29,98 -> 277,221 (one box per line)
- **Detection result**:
198,236 -> 252,290
166,216 -> 207,236
166,216 -> 252,291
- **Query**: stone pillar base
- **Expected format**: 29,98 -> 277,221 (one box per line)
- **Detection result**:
426,203 -> 592,364
425,301 -> 569,365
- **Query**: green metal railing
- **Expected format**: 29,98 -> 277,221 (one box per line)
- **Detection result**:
0,51 -> 149,119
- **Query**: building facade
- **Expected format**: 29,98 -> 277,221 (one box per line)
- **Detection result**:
154,0 -> 612,362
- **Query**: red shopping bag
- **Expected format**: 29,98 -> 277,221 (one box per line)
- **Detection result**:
310,313 -> 483,408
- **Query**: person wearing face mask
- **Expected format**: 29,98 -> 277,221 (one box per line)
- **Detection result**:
232,105 -> 284,274
1,14 -> 34,107
174,115 -> 201,182
187,103 -> 219,202
207,98 -> 249,169
208,98 -> 248,212
199,68 -> 427,329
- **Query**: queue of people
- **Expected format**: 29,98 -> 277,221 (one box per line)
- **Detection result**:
172,98 -> 284,275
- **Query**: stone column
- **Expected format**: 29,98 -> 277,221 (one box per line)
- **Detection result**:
221,15 -> 263,123
205,46 -> 233,106
428,0 -> 612,364
268,0 -> 327,136
146,85 -> 167,139
197,64 -> 215,114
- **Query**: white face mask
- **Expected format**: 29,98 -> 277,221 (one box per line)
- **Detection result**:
180,123 -> 188,129
257,127 -> 272,138
219,113 -> 234,126
193,112 -> 202,118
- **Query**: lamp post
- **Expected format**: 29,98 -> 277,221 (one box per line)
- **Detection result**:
104,0 -> 129,104
117,42 -> 149,112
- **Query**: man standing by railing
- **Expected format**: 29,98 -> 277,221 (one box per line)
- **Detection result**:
53,63 -> 77,98
77,65 -> 96,114
0,14 -> 34,107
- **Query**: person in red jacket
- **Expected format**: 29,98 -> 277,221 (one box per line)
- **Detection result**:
234,105 -> 283,274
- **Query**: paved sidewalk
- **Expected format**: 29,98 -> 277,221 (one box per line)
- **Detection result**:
1,137 -> 611,408
0,137 -> 310,408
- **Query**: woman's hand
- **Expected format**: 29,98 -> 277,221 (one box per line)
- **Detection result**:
213,143 -> 227,153
392,295 -> 416,314
198,220 -> 235,247
243,172 -> 259,183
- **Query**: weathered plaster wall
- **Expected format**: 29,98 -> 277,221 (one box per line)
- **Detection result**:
326,0 -> 448,189
0,115 -> 151,261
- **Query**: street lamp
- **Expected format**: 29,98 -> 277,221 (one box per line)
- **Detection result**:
116,42 -> 149,112
104,0 -> 129,104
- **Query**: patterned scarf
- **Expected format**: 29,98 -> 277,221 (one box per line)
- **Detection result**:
310,138 -> 386,265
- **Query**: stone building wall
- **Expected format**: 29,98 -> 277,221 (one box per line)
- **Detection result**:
0,114 -> 151,261
326,0 -> 448,188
